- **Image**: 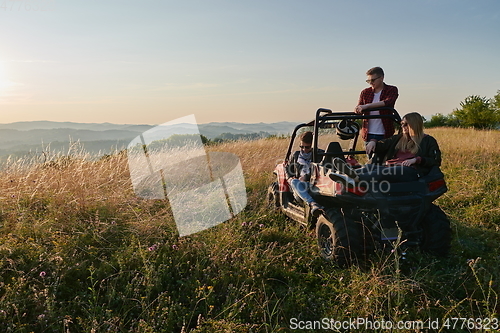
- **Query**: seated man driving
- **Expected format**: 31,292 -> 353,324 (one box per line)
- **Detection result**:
288,131 -> 324,217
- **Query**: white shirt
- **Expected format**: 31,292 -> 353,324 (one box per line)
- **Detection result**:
368,91 -> 385,135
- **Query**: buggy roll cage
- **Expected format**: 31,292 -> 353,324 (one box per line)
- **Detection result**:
285,107 -> 402,163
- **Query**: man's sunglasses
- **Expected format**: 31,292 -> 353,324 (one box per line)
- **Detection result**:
366,76 -> 381,84
300,145 -> 311,149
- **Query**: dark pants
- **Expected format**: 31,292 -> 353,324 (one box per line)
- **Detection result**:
365,133 -> 385,143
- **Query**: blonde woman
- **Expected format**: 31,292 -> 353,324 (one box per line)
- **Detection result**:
331,112 -> 442,187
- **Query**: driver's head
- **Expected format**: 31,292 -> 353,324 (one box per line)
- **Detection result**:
299,131 -> 313,153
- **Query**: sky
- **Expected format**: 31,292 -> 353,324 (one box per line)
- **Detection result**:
0,0 -> 499,125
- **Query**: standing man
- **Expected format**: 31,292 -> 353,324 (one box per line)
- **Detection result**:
354,67 -> 399,155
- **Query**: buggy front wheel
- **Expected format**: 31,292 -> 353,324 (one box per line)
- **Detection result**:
316,208 -> 361,266
267,181 -> 280,209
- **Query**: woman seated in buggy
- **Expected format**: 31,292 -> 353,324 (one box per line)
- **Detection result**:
329,112 -> 442,188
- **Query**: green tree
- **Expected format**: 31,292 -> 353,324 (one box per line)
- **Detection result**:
425,113 -> 451,128
424,113 -> 460,128
492,90 -> 500,113
451,95 -> 500,129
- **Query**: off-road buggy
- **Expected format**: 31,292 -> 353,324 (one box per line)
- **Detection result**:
268,108 -> 451,265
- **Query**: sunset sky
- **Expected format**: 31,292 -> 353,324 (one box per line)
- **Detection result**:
0,0 -> 499,125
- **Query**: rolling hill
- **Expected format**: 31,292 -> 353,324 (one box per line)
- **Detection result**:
0,120 -> 297,159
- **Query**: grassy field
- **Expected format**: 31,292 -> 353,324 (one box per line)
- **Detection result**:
0,127 -> 499,332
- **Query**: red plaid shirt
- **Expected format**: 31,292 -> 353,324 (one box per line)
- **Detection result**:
358,83 -> 399,141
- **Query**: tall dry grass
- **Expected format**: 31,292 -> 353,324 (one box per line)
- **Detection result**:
0,127 -> 498,332
426,127 -> 500,230
207,136 -> 288,176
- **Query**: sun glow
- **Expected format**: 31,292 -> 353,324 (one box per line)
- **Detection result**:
0,61 -> 13,93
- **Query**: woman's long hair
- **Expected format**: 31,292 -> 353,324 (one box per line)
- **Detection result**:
395,112 -> 425,154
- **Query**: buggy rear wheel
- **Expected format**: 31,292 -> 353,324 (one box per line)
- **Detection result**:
316,208 -> 361,266
420,204 -> 451,256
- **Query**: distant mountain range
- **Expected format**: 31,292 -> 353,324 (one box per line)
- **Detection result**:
0,120 -> 297,159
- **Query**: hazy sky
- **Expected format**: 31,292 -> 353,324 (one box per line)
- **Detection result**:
0,0 -> 499,125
